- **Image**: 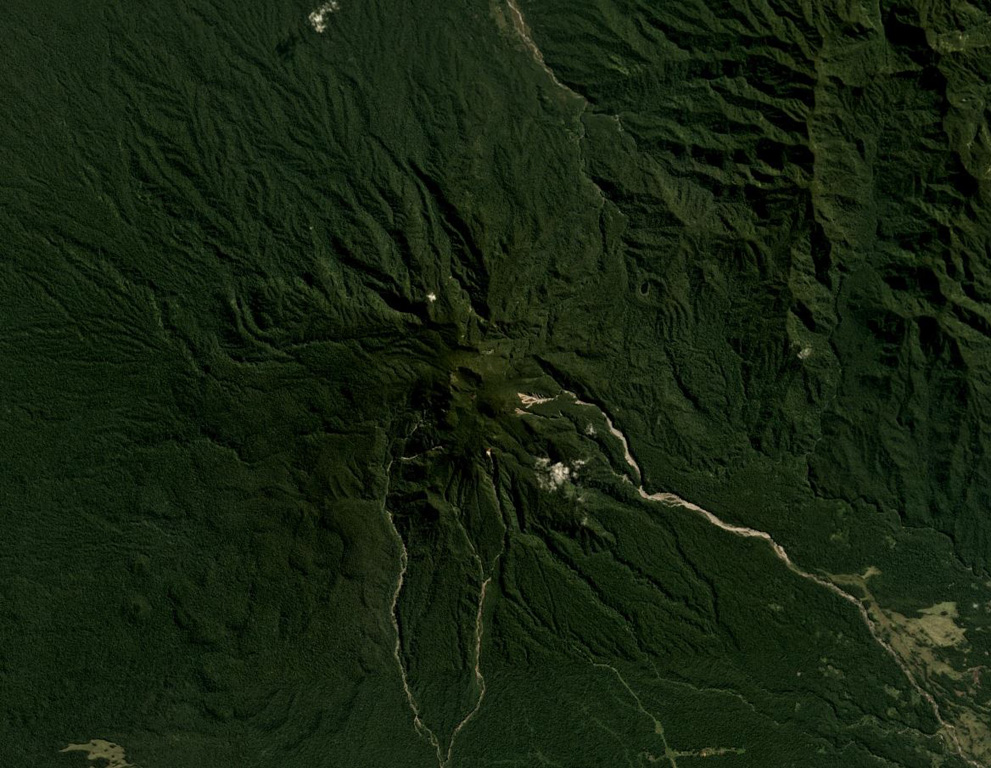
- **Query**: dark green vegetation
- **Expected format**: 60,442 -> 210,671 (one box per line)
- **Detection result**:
4,0 -> 991,765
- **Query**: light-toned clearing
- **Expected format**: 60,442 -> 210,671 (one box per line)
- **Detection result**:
653,746 -> 746,762
308,1 -> 340,33
830,574 -> 969,661
61,740 -> 133,768
679,746 -> 746,758
829,565 -> 990,764
518,392 -> 554,407
906,602 -> 967,648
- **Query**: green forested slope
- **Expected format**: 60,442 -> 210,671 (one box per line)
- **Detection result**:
2,0 -> 991,766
